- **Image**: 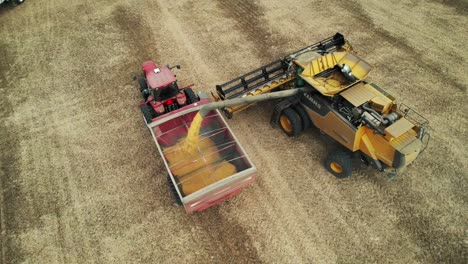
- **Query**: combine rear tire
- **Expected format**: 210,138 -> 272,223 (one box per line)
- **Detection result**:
185,88 -> 199,104
325,150 -> 353,178
167,175 -> 183,205
293,104 -> 312,131
279,107 -> 302,137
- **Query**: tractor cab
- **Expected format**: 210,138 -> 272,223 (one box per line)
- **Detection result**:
138,61 -> 200,121
142,61 -> 180,101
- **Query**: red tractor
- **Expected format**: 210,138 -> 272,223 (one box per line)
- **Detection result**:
138,61 -> 199,123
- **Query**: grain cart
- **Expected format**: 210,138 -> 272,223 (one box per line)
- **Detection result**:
212,33 -> 429,178
136,61 -> 257,213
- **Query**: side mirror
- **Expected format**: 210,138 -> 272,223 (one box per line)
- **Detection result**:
169,64 -> 181,70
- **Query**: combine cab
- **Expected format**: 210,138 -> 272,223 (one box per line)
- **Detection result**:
136,62 -> 256,213
213,33 -> 429,178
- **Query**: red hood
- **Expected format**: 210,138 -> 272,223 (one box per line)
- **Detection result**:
142,61 -> 177,89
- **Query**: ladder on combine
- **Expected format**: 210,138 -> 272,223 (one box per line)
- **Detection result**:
212,33 -> 349,118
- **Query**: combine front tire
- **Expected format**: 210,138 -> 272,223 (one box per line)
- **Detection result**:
293,104 -> 312,131
279,107 -> 302,137
325,150 -> 353,178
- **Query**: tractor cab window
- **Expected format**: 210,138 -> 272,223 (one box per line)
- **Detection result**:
168,82 -> 179,91
157,82 -> 179,100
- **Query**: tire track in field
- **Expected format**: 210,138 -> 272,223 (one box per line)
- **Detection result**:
332,2 -> 467,262
340,1 -> 466,93
2,5 -> 90,262
113,6 -> 157,66
191,208 -> 262,264
213,0 -> 465,262
433,0 -> 468,15
0,18 -> 34,264
216,0 -> 291,62
182,1 -> 346,262
362,172 -> 467,264
137,1 -> 264,262
0,2 -> 142,263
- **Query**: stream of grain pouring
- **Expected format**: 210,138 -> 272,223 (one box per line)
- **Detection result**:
164,112 -> 238,196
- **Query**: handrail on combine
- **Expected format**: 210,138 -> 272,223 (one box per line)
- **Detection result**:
399,103 -> 430,127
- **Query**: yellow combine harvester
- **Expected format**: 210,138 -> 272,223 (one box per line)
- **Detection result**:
212,33 -> 429,178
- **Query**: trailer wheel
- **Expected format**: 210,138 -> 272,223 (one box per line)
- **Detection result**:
279,107 -> 302,137
325,150 -> 353,178
292,104 -> 312,131
138,77 -> 150,100
167,175 -> 183,205
185,88 -> 199,104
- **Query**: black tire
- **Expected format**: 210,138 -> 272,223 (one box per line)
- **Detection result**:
292,104 -> 312,131
278,107 -> 302,137
138,77 -> 150,100
12,0 -> 24,5
325,150 -> 353,178
167,175 -> 183,205
184,88 -> 199,104
141,104 -> 155,124
222,108 -> 233,119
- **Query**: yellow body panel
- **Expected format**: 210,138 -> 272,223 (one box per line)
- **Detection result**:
294,51 -> 322,69
385,117 -> 414,138
304,106 -> 422,168
341,83 -> 376,106
341,82 -> 394,113
353,125 -> 422,168
359,127 -> 396,166
305,109 -> 356,150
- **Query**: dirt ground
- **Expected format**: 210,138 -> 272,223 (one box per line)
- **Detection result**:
0,0 -> 467,263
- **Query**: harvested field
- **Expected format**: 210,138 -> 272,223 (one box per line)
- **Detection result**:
0,0 -> 467,263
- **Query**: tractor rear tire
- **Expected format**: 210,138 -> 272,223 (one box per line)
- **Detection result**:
167,175 -> 183,205
325,150 -> 353,178
141,104 -> 155,124
185,88 -> 199,104
293,104 -> 312,131
279,107 -> 302,137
